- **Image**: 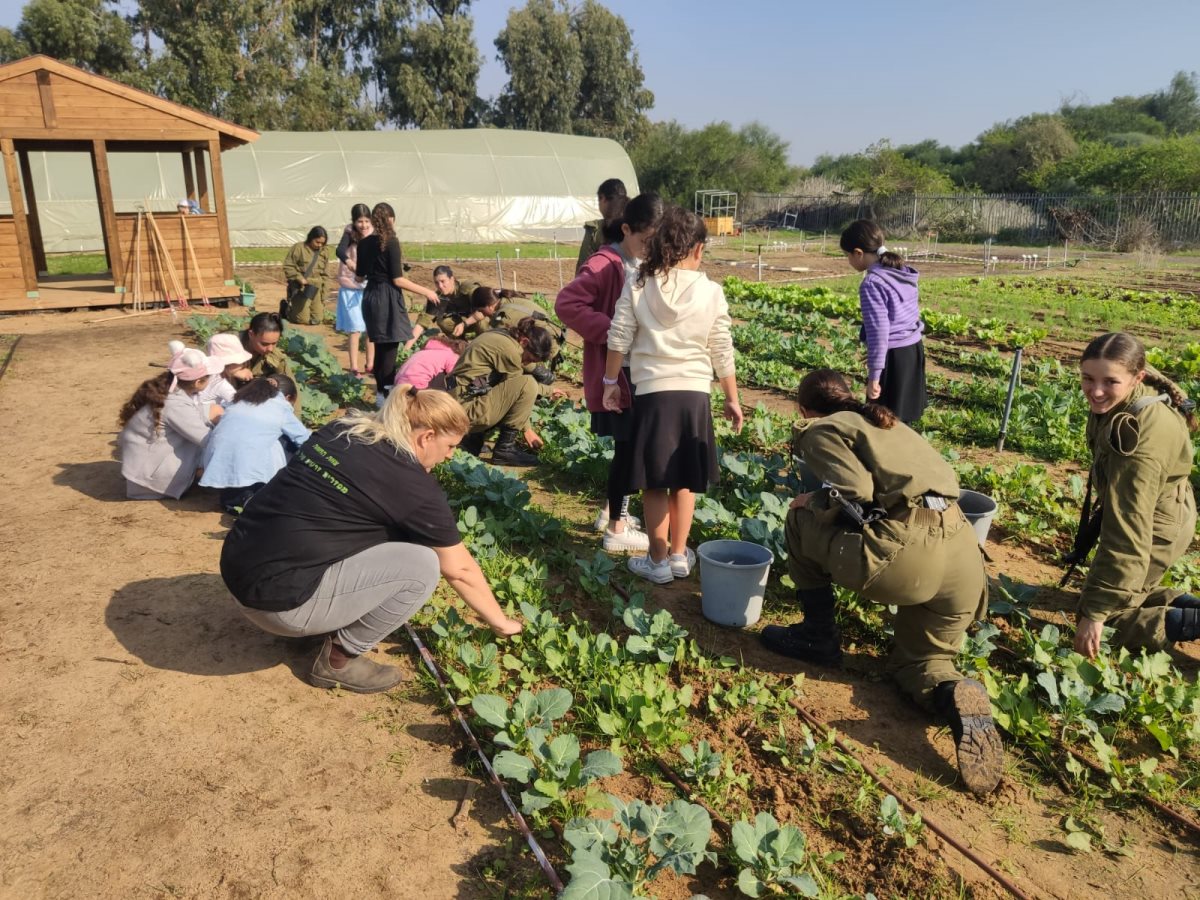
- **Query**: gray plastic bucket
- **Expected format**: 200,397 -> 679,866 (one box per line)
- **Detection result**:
958,490 -> 998,546
697,540 -> 774,627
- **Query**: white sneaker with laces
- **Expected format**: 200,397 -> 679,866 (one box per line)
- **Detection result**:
602,525 -> 650,553
669,548 -> 697,578
593,509 -> 642,532
627,554 -> 673,584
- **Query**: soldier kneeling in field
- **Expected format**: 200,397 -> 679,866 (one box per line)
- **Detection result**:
761,368 -> 1004,796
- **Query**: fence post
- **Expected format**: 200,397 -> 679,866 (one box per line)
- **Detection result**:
757,246 -> 763,282
495,251 -> 503,286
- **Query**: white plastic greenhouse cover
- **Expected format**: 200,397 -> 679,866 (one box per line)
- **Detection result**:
0,129 -> 639,251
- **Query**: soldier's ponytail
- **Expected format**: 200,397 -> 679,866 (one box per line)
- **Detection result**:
796,368 -> 898,430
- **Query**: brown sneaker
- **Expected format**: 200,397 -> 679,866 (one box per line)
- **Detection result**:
936,679 -> 1004,796
309,637 -> 405,694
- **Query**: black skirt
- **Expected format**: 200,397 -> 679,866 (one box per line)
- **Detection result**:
879,340 -> 927,424
627,390 -> 718,493
362,281 -> 413,344
590,367 -> 636,441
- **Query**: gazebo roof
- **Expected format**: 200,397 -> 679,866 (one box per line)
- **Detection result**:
0,55 -> 259,151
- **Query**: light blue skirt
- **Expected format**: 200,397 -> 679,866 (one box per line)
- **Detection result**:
336,286 -> 366,333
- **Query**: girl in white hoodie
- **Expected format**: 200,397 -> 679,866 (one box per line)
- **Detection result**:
602,206 -> 743,584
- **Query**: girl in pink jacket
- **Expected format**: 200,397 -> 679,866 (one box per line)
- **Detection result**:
556,193 -> 663,553
394,334 -> 467,391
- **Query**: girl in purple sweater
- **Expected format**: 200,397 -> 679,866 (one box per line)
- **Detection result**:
840,220 -> 927,424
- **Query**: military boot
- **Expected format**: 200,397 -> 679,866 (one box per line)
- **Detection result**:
933,679 -> 1004,796
458,431 -> 486,457
760,585 -> 843,666
1166,607 -> 1200,642
490,426 -> 540,467
1170,593 -> 1200,609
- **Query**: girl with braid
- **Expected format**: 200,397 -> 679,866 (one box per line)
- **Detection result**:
1071,332 -> 1200,658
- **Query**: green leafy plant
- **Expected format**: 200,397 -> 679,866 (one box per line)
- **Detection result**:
491,730 -> 622,824
471,687 -> 573,754
561,796 -> 715,899
678,740 -> 749,802
878,794 -> 924,849
730,811 -> 822,898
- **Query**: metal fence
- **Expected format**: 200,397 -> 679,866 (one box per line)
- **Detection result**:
742,192 -> 1200,249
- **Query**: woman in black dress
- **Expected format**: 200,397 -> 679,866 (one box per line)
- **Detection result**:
356,202 -> 440,397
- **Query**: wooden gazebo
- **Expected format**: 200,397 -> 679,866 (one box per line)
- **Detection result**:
0,55 -> 258,311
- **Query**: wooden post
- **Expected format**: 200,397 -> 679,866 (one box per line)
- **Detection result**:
1,138 -> 38,293
206,138 -> 232,280
90,139 -> 124,289
194,147 -> 209,214
182,151 -> 196,203
17,149 -> 47,274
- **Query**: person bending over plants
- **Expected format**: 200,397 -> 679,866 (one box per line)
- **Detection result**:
760,368 -> 1003,796
239,311 -> 291,378
1067,332 -> 1200,658
221,386 -> 522,693
118,344 -> 224,500
199,374 -> 310,515
449,316 -> 560,467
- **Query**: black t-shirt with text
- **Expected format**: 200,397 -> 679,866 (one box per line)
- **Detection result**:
220,422 -> 461,612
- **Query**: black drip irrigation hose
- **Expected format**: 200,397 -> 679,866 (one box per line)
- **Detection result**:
0,335 -> 21,382
403,624 -> 565,894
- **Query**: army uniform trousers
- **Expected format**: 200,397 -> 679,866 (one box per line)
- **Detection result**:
1103,481 -> 1196,651
786,503 -> 987,710
460,374 -> 539,435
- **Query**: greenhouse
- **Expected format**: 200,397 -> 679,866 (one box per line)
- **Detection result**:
0,129 -> 638,252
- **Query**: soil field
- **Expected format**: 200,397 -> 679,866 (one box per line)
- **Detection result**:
1,253 -> 1198,899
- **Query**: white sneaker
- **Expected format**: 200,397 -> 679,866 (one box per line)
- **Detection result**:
593,509 -> 642,532
669,548 -> 697,578
602,526 -> 650,553
628,554 -> 673,584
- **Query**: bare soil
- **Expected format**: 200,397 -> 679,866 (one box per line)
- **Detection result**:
1,255 -> 1197,899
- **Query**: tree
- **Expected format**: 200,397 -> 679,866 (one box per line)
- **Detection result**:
1143,71 -> 1200,135
377,1 -> 484,128
570,0 -> 653,144
843,141 -> 955,198
132,0 -> 378,130
1031,136 -> 1200,193
631,120 -> 799,205
1060,96 -> 1166,141
967,114 -> 1078,192
5,0 -> 136,77
492,0 -> 581,133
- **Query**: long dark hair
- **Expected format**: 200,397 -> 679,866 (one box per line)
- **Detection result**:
636,205 -> 706,287
796,369 -> 897,430
350,202 -> 371,222
426,333 -> 468,354
371,202 -> 396,247
840,219 -> 904,270
1082,332 -> 1197,430
471,285 -> 518,311
508,317 -> 553,361
305,225 -> 328,246
603,191 -> 664,243
118,371 -> 173,428
433,264 -> 454,280
597,178 -> 627,200
232,373 -> 298,406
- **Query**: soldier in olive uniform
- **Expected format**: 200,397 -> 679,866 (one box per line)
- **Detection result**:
463,288 -> 565,396
575,178 -> 628,273
282,227 -> 330,326
1070,333 -> 1200,658
449,318 -> 556,467
761,369 -> 1003,796
432,266 -> 483,338
239,312 -> 292,378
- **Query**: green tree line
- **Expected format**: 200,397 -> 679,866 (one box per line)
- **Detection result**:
812,72 -> 1200,196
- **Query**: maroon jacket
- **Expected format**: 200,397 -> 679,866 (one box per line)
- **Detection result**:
554,245 -> 633,413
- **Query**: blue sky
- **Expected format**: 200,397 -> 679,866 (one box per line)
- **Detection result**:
2,0 -> 1195,165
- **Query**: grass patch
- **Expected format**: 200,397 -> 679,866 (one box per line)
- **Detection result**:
45,252 -> 110,275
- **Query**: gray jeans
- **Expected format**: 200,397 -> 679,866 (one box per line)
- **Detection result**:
237,543 -> 440,655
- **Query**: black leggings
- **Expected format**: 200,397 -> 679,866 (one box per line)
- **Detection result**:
373,342 -> 400,396
607,438 -> 634,523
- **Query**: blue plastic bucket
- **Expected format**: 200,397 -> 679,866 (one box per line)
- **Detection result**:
697,539 -> 774,627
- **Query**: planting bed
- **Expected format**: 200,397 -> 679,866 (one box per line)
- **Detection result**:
1,250 -> 1198,899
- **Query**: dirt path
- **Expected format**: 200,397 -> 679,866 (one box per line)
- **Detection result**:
0,311 -> 509,900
